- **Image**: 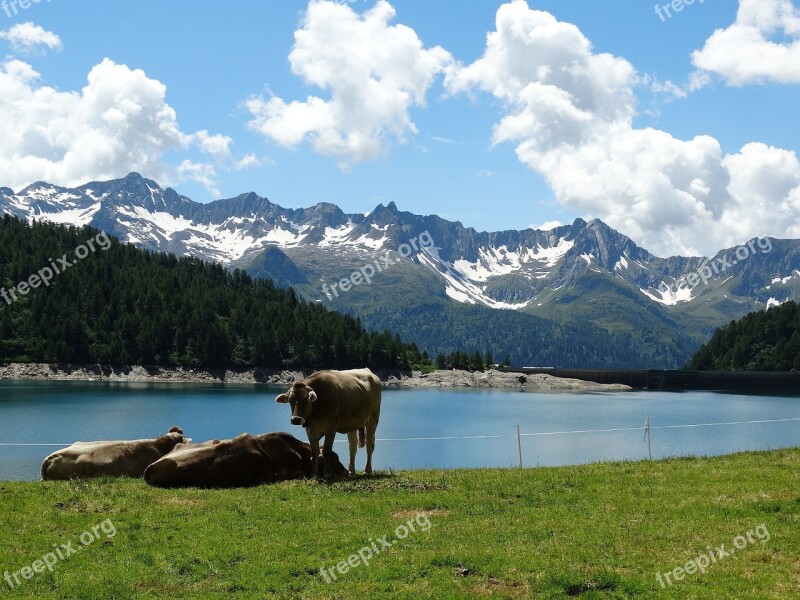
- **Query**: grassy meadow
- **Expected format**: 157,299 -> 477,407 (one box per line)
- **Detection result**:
0,449 -> 797,599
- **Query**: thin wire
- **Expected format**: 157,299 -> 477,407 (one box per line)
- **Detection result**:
2,417 -> 798,447
0,443 -> 73,447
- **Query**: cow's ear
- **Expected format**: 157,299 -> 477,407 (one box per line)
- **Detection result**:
275,393 -> 290,404
308,390 -> 318,403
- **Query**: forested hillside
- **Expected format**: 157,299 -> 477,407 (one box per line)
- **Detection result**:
358,300 -> 696,369
0,217 -> 430,370
689,301 -> 800,371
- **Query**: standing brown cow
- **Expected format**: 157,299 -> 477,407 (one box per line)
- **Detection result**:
275,368 -> 381,478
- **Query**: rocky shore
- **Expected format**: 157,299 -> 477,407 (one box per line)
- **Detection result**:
0,363 -> 631,392
383,369 -> 631,392
0,363 -> 305,384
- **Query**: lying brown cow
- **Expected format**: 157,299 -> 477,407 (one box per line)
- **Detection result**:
41,427 -> 189,480
166,439 -> 222,457
143,432 -> 346,488
276,368 -> 381,477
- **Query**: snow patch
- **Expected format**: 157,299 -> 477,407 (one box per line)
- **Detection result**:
527,238 -> 574,268
264,227 -> 304,246
320,222 -> 356,246
640,285 -> 694,306
31,204 -> 101,227
771,274 -> 796,285
767,297 -> 785,309
355,234 -> 389,250
418,249 -> 533,310
450,238 -> 574,283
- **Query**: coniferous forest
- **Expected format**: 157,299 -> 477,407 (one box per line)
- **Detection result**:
0,216 -> 433,370
688,301 -> 800,371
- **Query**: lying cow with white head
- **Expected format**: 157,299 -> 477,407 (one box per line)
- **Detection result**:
276,368 -> 381,478
41,427 -> 189,480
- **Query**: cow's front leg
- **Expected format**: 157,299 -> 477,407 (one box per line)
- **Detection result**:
346,431 -> 358,476
307,432 -> 322,480
321,430 -> 336,479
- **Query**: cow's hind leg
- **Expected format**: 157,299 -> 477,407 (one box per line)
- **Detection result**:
365,423 -> 377,475
347,431 -> 358,476
365,394 -> 381,475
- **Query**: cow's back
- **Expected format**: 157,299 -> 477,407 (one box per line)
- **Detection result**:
252,432 -> 312,480
306,369 -> 380,430
165,440 -> 221,459
339,368 -> 381,419
144,434 -> 269,488
42,439 -> 167,480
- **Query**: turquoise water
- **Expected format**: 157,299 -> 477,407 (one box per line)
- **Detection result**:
0,382 -> 798,480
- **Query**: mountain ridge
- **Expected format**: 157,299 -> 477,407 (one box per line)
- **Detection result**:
3,173 -> 799,368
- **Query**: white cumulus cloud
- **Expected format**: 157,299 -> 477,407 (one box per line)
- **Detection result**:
0,57 -> 231,194
233,153 -> 265,170
531,220 -> 564,231
0,22 -> 62,54
445,1 -> 800,256
692,0 -> 800,86
247,0 -> 452,168
191,130 -> 233,160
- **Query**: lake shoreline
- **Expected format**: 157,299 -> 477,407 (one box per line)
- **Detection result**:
0,363 -> 631,392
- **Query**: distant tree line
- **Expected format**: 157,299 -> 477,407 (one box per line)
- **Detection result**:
0,216 -> 434,371
688,301 -> 800,371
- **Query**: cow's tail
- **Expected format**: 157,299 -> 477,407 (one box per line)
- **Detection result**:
357,427 -> 367,449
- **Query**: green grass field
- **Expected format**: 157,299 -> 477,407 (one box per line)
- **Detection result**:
0,449 -> 798,599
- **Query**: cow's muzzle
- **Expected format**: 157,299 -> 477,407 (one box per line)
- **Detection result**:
290,416 -> 304,426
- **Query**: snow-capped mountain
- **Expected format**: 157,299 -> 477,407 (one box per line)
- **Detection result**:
0,174 -> 388,265
3,173 -> 799,367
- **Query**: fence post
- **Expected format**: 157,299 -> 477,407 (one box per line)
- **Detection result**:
645,417 -> 653,461
517,425 -> 523,468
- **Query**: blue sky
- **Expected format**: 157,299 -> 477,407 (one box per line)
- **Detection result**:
1,0 -> 799,255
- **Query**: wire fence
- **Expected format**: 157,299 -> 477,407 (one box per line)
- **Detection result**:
2,417 -> 798,447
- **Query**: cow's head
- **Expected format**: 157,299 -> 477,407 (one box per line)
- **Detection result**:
167,426 -> 191,443
275,382 -> 316,428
